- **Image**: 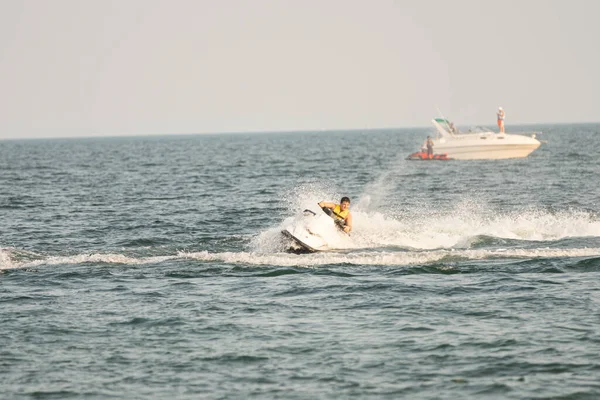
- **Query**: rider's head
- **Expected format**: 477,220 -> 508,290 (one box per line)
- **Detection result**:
340,197 -> 351,210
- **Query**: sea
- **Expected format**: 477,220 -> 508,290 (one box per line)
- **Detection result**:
1,123 -> 600,399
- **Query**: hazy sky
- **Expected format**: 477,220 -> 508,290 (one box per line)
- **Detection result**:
1,0 -> 598,139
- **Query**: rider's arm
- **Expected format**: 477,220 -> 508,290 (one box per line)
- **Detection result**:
344,213 -> 353,232
318,201 -> 335,209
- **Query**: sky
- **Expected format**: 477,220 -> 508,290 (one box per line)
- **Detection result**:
0,0 -> 598,139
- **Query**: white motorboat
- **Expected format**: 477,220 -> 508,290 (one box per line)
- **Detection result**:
281,207 -> 349,252
428,118 -> 542,160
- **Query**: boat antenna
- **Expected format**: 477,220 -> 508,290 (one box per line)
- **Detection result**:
435,105 -> 446,120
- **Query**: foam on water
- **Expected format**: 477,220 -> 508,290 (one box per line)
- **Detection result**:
352,203 -> 600,250
179,247 -> 600,267
4,247 -> 600,271
0,248 -> 15,270
0,249 -> 178,270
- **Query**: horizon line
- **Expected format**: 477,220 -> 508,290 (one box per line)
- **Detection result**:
1,120 -> 599,142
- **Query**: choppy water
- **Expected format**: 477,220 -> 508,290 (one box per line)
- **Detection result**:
2,124 -> 600,399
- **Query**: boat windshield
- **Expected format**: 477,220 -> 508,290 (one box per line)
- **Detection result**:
465,126 -> 493,133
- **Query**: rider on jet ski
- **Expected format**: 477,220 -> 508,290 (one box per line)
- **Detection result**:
318,197 -> 353,233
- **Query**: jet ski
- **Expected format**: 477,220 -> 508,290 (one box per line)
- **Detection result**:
281,206 -> 349,253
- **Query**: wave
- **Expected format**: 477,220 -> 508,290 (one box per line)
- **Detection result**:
3,247 -> 600,271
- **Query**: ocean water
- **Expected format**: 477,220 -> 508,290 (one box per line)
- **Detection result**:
1,123 -> 600,399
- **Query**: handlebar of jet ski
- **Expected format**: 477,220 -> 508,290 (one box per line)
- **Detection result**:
321,206 -> 347,226
318,205 -> 350,235
321,206 -> 334,216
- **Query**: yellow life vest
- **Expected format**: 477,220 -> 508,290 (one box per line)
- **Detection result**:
333,205 -> 349,220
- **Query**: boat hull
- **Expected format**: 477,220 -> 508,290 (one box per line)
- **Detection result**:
433,143 -> 540,160
426,118 -> 543,160
433,135 -> 541,160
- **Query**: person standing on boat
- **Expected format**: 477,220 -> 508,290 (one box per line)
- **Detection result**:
318,197 -> 352,233
426,136 -> 434,159
497,106 -> 505,133
449,121 -> 457,134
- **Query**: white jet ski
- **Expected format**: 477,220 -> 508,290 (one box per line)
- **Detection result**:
281,206 -> 349,253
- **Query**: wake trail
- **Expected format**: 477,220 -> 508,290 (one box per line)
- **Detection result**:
3,247 -> 600,270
